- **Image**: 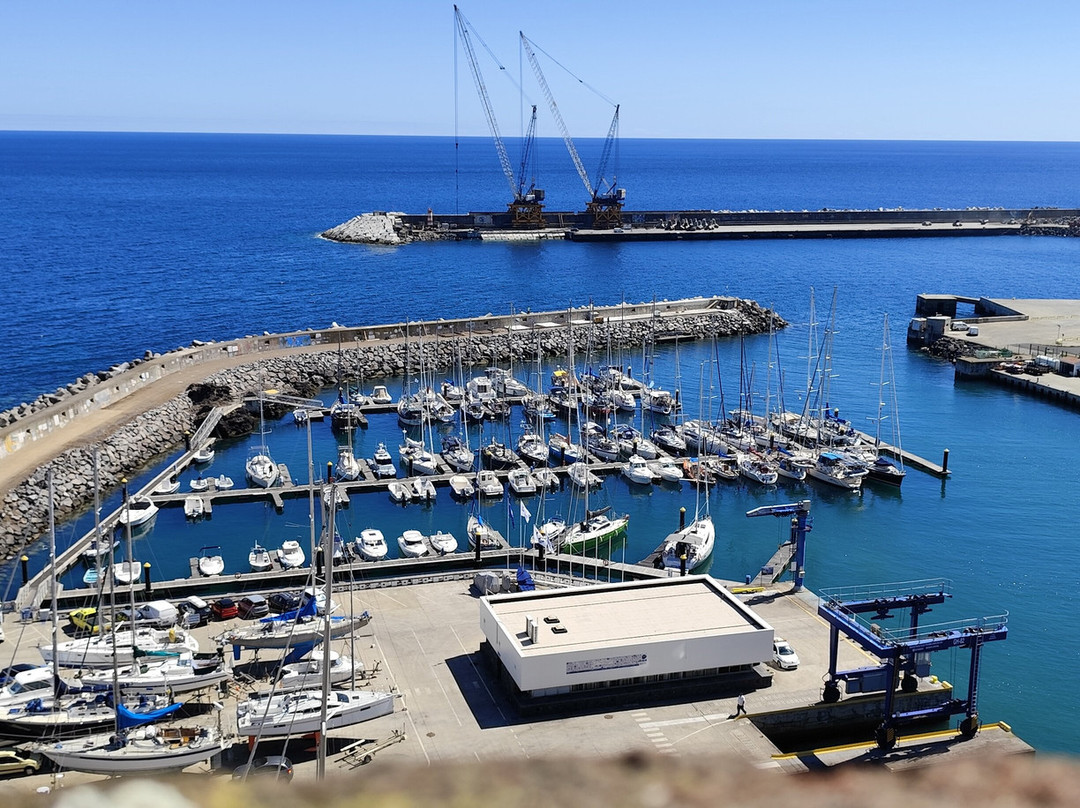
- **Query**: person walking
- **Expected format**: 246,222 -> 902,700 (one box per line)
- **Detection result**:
735,693 -> 747,717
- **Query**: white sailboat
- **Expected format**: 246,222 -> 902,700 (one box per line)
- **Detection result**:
246,393 -> 280,488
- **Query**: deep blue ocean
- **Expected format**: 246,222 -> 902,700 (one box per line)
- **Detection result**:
2,132 -> 1079,755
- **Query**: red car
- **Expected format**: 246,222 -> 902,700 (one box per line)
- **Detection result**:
211,597 -> 238,620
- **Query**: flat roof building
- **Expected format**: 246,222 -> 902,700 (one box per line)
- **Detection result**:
479,576 -> 774,708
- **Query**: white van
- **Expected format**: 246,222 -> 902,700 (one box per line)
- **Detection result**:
139,600 -> 179,628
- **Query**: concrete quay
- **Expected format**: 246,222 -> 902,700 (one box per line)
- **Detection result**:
911,296 -> 1080,410
0,574 -> 1032,793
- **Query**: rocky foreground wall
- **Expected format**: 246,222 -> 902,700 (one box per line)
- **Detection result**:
0,301 -> 781,563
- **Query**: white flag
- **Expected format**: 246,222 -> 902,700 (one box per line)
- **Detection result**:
520,501 -> 532,523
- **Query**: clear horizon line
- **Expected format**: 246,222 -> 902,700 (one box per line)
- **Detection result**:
1,127 -> 1078,145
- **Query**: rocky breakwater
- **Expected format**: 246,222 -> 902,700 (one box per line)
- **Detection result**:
320,212 -> 407,245
0,299 -> 782,562
0,394 -> 200,563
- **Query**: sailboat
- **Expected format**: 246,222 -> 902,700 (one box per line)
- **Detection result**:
865,313 -> 907,487
246,392 -> 281,488
236,491 -> 395,739
660,459 -> 715,573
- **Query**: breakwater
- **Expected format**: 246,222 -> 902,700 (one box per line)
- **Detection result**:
321,207 -> 1080,245
0,297 -> 781,561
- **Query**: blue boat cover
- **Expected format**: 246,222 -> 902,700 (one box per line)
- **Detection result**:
117,700 -> 182,730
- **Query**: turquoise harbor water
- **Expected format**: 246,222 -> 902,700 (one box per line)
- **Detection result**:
2,133 -> 1080,754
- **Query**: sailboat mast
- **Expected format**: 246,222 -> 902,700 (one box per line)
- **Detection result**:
316,487 -> 337,780
123,479 -> 137,640
47,470 -> 59,692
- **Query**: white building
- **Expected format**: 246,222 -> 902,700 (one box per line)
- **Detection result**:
479,575 -> 774,699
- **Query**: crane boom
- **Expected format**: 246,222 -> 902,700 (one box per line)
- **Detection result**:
593,105 -> 619,198
520,32 -> 594,198
455,6 -> 517,201
517,105 -> 538,199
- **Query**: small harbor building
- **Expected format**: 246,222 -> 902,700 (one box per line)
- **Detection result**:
478,576 -> 774,705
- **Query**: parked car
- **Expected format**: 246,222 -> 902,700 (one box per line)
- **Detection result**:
178,595 -> 211,628
267,591 -> 301,614
0,749 -> 43,777
68,607 -> 108,635
117,600 -> 179,629
211,597 -> 238,621
237,594 -> 269,620
772,638 -> 800,670
232,755 -> 293,782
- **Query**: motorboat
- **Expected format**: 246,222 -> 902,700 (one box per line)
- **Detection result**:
113,559 -> 142,586
214,474 -> 234,490
476,469 -> 504,498
532,467 -> 559,490
248,542 -> 273,572
335,445 -> 363,481
192,445 -> 215,464
397,529 -> 429,558
449,474 -> 476,500
508,468 -> 537,495
153,476 -> 180,495
567,462 -> 602,489
118,496 -> 159,528
606,387 -> 637,413
388,480 -> 413,503
621,454 -> 658,485
236,688 -> 395,738
648,457 -> 685,484
660,515 -> 715,572
369,384 -> 393,404
292,408 -> 310,426
246,451 -> 280,488
412,477 -> 437,502
321,482 -> 349,511
277,539 -> 306,569
356,528 -> 388,561
641,386 -> 675,415
369,442 -> 397,478
428,530 -> 458,555
183,495 -> 204,520
770,452 -> 812,481
83,537 -> 118,564
189,475 -> 209,492
197,546 -> 224,576
487,367 -> 530,397
276,649 -> 363,692
330,389 -> 365,430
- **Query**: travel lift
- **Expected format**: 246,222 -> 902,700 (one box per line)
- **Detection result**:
817,580 -> 1008,749
746,501 -> 1008,750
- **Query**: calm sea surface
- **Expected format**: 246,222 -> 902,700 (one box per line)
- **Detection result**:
2,133 -> 1079,754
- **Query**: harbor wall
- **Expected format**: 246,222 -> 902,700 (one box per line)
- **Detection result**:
324,207 -> 1080,244
0,298 -> 779,563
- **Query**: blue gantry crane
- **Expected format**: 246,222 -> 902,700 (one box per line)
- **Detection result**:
817,579 -> 1008,749
745,499 -> 812,591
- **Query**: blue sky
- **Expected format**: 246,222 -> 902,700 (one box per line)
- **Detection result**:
2,1 -> 1078,140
